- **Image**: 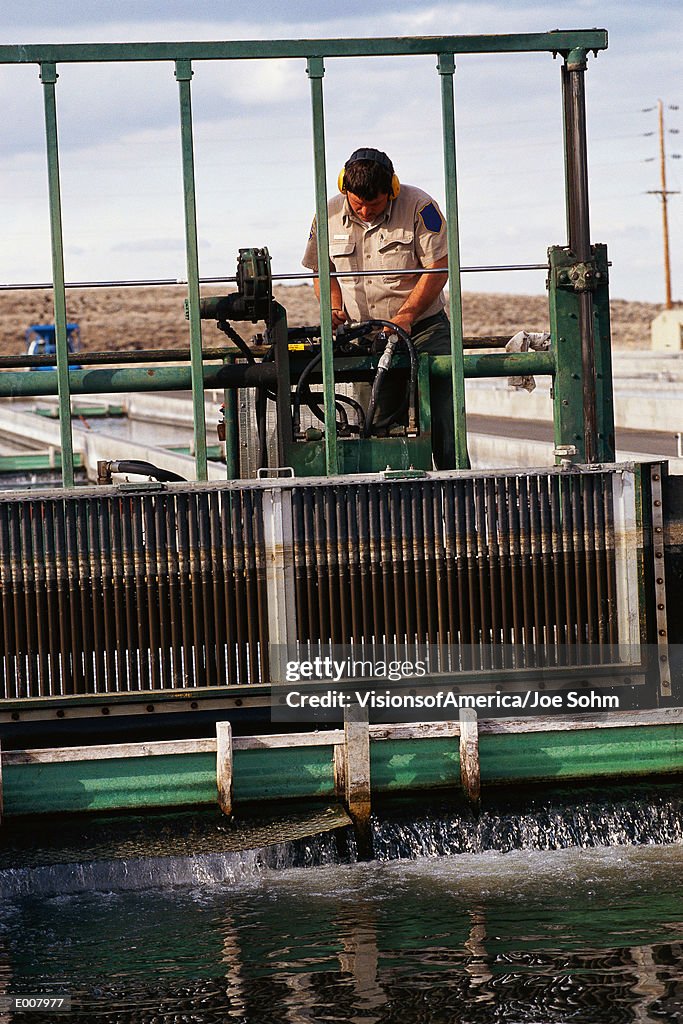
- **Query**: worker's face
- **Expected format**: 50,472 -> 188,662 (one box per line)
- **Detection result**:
346,191 -> 390,222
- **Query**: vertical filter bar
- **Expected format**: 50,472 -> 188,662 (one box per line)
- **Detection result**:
175,59 -> 208,481
39,63 -> 74,487
562,52 -> 597,463
306,57 -> 338,476
437,53 -> 469,469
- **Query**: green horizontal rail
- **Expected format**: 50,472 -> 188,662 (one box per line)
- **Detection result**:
0,452 -> 84,473
2,723 -> 681,816
0,32 -> 607,65
0,352 -> 555,398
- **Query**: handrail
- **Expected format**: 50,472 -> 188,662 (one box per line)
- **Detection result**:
0,31 -> 607,64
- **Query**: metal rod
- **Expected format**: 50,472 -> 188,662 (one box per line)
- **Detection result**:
485,477 -> 502,660
109,497 -> 128,691
176,492 -> 196,685
389,485 -> 405,649
98,498 -> 118,692
302,488 -> 321,643
252,490 -> 269,685
198,491 -> 217,686
175,59 -> 208,481
39,62 -> 74,487
63,497 -> 84,692
0,264 -> 551,291
241,490 -> 259,683
208,491 -> 227,685
87,498 -> 106,691
29,501 -> 49,694
165,494 -> 183,687
562,52 -> 597,463
335,490 -> 351,643
441,481 -> 459,653
130,497 -> 149,688
306,56 -> 338,476
438,52 -> 469,469
537,475 -> 555,661
42,501 -> 62,694
143,495 -> 162,690
0,32 -> 609,66
187,494 -> 205,684
495,477 -> 513,657
21,503 -> 40,696
452,481 -> 471,666
400,484 -> 417,647
220,491 -> 239,684
154,495 -> 172,689
358,486 -> 374,646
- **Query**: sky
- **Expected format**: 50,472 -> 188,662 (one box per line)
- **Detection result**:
0,1 -> 680,304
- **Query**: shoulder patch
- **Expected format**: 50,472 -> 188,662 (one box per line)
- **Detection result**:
418,202 -> 443,233
309,217 -> 316,240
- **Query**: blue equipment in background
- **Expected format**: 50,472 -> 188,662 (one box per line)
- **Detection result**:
25,323 -> 82,370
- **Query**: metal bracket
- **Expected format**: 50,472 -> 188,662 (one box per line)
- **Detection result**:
257,466 -> 294,479
556,260 -> 599,293
381,468 -> 428,480
116,481 -> 167,493
650,465 -> 671,698
553,444 -> 578,458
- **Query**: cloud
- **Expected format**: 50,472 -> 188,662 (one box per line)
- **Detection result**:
0,1 -> 680,299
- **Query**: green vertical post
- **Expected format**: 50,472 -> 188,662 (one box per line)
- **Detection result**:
306,56 -> 338,476
548,245 -> 585,461
223,355 -> 238,479
437,53 -> 469,469
40,62 -> 74,487
591,243 -> 615,462
175,59 -> 208,481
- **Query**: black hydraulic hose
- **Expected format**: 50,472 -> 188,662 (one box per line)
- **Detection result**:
292,350 -> 323,435
363,332 -> 398,438
334,393 -> 366,433
255,386 -> 268,469
108,460 -> 186,483
302,389 -> 360,434
217,320 -> 256,364
362,319 -> 419,434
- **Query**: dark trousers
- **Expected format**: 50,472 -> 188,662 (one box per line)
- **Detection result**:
363,310 -> 456,470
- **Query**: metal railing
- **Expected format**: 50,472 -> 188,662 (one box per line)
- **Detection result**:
0,30 -> 610,483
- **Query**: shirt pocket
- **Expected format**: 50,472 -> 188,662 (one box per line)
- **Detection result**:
329,240 -> 357,268
377,230 -> 415,276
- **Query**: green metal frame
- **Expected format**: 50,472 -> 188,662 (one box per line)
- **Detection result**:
0,30 -> 609,483
548,244 -> 615,463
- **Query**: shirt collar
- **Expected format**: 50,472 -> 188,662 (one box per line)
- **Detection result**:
342,196 -> 394,229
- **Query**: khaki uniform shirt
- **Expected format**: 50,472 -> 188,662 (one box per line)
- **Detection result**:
302,184 -> 448,323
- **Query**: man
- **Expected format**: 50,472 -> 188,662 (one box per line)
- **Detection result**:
302,147 -> 455,469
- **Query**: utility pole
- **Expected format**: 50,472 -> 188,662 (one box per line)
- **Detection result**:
647,99 -> 680,309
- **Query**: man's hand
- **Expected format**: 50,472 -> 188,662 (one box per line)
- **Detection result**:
331,307 -> 348,328
388,255 -> 449,335
383,311 -> 414,335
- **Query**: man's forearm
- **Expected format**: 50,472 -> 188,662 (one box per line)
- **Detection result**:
313,273 -> 347,326
313,275 -> 344,310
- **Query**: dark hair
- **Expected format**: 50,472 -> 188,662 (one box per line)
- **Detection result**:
343,155 -> 393,200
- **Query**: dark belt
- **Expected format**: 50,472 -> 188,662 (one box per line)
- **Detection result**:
411,309 -> 449,334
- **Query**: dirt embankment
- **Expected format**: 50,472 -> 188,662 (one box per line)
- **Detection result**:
0,284 -> 664,355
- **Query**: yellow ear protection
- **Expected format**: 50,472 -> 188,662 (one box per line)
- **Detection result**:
338,148 -> 400,199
